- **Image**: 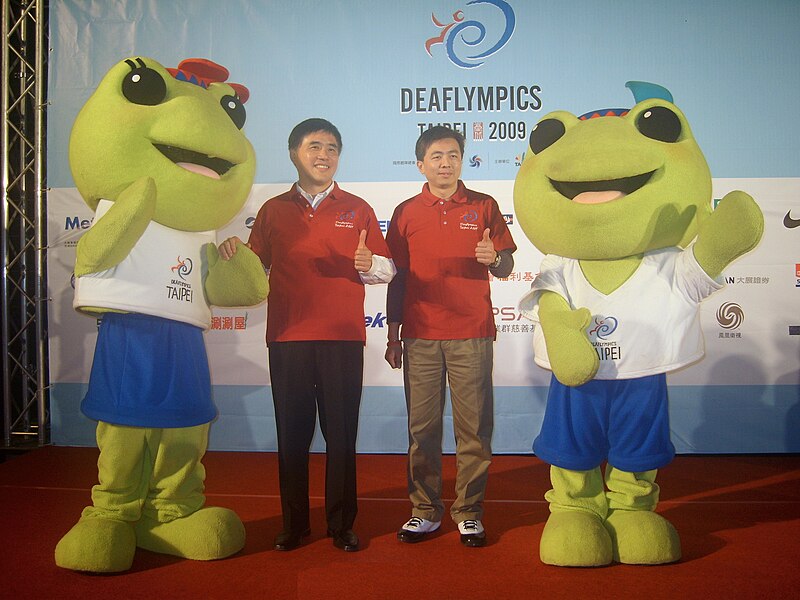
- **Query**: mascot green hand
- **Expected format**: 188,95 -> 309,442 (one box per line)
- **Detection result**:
515,82 -> 763,567
55,57 -> 268,573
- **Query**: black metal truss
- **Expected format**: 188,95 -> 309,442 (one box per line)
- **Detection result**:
2,0 -> 49,449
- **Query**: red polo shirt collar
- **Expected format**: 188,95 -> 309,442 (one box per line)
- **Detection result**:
291,181 -> 342,206
420,180 -> 468,206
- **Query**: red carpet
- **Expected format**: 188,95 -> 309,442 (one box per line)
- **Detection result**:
1,447 -> 799,599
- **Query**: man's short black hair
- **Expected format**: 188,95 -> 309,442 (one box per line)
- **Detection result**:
288,118 -> 343,152
415,125 -> 465,161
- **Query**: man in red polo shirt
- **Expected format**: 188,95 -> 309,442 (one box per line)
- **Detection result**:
218,118 -> 394,553
385,126 -> 516,547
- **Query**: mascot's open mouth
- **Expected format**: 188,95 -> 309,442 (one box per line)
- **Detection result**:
154,144 -> 235,179
550,171 -> 655,204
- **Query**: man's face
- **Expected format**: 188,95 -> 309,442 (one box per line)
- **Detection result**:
290,130 -> 340,190
417,137 -> 462,190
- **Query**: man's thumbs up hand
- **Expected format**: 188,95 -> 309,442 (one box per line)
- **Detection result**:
475,227 -> 497,265
354,229 -> 373,272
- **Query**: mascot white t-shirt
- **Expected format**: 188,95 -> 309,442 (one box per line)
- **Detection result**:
519,247 -> 724,379
74,199 -> 214,329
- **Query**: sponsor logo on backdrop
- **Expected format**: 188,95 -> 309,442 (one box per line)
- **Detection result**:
489,269 -> 537,282
365,312 -> 388,328
62,215 -> 94,247
717,302 -> 743,329
65,215 -> 93,231
493,305 -> 532,334
716,302 -> 744,339
796,263 -> 800,288
469,155 -> 482,168
425,0 -> 516,69
784,211 -> 800,229
503,213 -> 513,225
210,313 -> 249,331
723,274 -> 770,285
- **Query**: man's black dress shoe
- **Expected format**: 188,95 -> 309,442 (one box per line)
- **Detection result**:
274,528 -> 311,551
327,528 -> 360,552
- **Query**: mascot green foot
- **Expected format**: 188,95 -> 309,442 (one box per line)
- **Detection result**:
540,466 -> 612,566
540,511 -> 613,567
135,506 -> 245,560
605,509 -> 681,564
55,517 -> 136,572
604,466 -> 681,564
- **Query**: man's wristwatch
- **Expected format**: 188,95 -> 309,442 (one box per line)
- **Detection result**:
489,252 -> 501,268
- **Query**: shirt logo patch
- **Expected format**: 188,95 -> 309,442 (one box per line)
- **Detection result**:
167,255 -> 194,303
589,316 -> 621,361
589,316 -> 617,340
171,256 -> 193,280
335,210 -> 356,228
459,209 -> 479,230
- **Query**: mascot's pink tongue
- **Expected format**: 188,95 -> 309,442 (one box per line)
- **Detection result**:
573,190 -> 625,204
176,162 -> 220,180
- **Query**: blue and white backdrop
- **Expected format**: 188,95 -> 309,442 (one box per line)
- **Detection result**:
46,1 -> 800,453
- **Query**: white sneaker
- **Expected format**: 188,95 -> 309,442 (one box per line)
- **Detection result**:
397,516 -> 440,543
457,519 -> 484,535
458,519 -> 487,547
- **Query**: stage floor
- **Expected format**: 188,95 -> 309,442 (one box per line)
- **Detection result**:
1,447 -> 799,599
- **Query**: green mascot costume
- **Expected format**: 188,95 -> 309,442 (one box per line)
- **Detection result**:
54,57 -> 268,573
514,82 -> 763,566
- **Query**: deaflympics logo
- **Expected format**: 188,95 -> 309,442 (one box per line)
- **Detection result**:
171,256 -> 193,281
425,0 -> 516,69
589,316 -> 618,340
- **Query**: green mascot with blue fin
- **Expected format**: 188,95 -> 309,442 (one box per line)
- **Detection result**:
515,82 -> 763,566
55,57 -> 268,573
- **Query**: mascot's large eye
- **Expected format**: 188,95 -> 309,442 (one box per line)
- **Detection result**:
121,61 -> 167,106
636,107 -> 682,143
529,119 -> 566,154
221,95 -> 246,129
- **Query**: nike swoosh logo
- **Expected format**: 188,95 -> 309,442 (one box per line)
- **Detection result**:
784,211 -> 800,228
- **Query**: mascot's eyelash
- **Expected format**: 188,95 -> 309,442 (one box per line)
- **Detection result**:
124,57 -> 148,71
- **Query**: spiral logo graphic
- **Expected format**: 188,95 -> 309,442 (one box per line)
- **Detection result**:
462,209 -> 479,223
589,316 -> 618,340
171,256 -> 193,280
425,0 -> 516,69
469,155 -> 482,168
716,302 -> 744,330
